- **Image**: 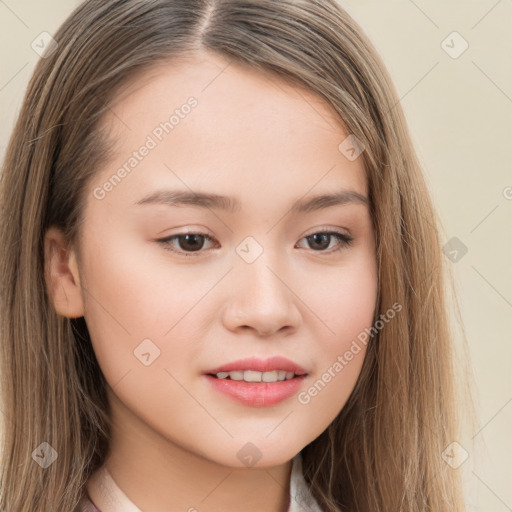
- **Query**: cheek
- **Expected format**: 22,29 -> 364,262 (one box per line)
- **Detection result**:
324,274 -> 376,338
297,251 -> 378,348
293,253 -> 377,412
79,229 -> 229,386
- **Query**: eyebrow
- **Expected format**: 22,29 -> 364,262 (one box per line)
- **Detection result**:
134,189 -> 370,213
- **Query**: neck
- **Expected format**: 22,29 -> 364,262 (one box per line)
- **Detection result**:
87,387 -> 293,512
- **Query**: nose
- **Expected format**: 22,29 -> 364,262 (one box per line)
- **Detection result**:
221,256 -> 303,337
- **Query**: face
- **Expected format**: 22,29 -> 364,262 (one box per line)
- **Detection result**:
49,52 -> 377,469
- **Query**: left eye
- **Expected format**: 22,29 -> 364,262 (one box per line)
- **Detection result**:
296,231 -> 354,252
157,230 -> 354,257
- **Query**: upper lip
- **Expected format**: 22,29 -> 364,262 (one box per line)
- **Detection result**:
205,356 -> 308,376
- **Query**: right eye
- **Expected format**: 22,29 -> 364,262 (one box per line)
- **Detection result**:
157,232 -> 218,257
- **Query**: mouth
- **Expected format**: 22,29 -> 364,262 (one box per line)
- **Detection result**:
204,356 -> 308,380
203,357 -> 308,406
207,370 -> 304,383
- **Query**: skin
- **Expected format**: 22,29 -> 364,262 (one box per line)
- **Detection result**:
45,51 -> 377,512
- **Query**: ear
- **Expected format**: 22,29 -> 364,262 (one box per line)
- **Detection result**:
44,226 -> 85,318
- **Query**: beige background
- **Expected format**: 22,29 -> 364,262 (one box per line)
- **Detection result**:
1,1 -> 511,510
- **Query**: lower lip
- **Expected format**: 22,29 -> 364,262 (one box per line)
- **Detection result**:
204,374 -> 307,407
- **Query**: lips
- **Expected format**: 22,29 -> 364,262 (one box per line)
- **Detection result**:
204,356 -> 309,407
204,356 -> 308,376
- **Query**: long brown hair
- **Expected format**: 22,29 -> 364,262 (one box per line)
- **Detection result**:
0,1 -> 475,510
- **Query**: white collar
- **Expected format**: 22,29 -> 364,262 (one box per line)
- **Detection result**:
84,452 -> 322,511
288,452 -> 323,511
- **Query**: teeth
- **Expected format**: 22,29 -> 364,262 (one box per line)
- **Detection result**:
214,370 -> 297,382
245,370 -> 262,382
262,371 -> 278,382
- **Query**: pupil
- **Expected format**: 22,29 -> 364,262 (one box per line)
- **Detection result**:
180,234 -> 204,251
309,233 -> 329,250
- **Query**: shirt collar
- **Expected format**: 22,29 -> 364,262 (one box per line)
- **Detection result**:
288,452 -> 323,512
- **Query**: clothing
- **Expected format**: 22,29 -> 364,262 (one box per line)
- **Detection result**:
78,451 -> 322,511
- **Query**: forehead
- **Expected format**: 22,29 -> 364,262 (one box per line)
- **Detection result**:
105,52 -> 346,131
92,52 -> 367,208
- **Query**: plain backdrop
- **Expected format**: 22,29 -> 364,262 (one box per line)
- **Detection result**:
1,1 -> 511,511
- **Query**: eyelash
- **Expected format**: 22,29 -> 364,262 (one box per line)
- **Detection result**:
157,229 -> 354,258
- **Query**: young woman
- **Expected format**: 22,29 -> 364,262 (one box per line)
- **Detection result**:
0,1 -> 474,510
